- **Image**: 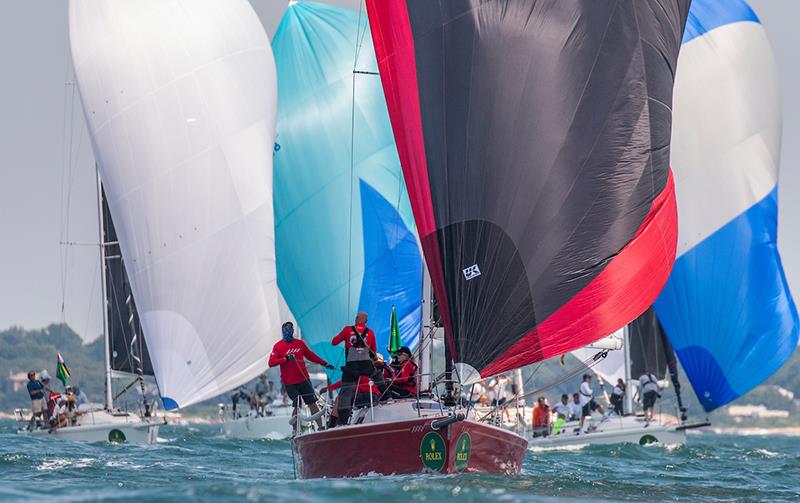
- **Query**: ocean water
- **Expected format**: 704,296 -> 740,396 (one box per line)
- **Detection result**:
1,420 -> 798,502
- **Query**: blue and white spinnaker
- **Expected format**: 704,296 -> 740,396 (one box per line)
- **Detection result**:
655,0 -> 798,411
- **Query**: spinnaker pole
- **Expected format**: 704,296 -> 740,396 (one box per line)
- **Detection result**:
95,166 -> 113,411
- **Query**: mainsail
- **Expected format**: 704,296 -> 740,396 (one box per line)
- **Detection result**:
627,307 -> 675,380
654,0 -> 799,411
367,0 -> 690,382
70,0 -> 281,409
101,188 -> 153,377
272,1 -> 422,374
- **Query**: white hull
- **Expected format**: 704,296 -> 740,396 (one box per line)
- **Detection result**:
16,406 -> 162,444
221,411 -> 293,440
528,414 -> 688,449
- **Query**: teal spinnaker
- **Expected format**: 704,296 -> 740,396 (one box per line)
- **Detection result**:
272,1 -> 422,378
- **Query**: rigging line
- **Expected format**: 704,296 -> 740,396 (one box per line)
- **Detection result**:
477,352 -> 606,423
346,0 -> 367,320
82,253 -> 100,341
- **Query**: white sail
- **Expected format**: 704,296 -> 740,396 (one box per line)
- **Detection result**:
69,0 -> 279,409
571,330 -> 625,384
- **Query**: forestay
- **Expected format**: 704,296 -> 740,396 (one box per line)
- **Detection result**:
654,0 -> 799,411
367,0 -> 690,383
70,0 -> 281,409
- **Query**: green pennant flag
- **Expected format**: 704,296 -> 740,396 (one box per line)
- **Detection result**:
388,305 -> 401,355
56,353 -> 71,387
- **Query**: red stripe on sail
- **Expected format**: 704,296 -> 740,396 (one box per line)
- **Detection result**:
481,171 -> 678,378
366,0 -> 454,344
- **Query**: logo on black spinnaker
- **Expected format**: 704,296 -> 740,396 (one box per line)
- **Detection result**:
420,431 -> 446,471
463,264 -> 481,280
108,429 -> 127,443
639,434 -> 658,445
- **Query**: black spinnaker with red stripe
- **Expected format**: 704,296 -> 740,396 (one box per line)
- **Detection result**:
366,0 -> 690,382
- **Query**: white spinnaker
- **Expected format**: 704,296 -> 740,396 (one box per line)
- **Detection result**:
570,330 -> 625,384
69,0 -> 279,409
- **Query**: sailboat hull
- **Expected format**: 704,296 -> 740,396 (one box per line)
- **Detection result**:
292,416 -> 527,479
16,407 -> 161,444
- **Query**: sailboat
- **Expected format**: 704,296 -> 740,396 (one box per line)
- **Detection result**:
291,1 -> 690,478
66,0 -> 282,421
16,182 -> 163,444
529,309 -> 706,448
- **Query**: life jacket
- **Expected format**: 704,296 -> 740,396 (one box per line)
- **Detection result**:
395,360 -> 418,393
345,325 -> 374,377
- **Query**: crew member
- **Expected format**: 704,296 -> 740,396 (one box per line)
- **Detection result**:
72,385 -> 88,407
578,374 -> 605,432
26,371 -> 46,430
569,392 -> 582,421
552,394 -> 572,421
610,378 -> 625,416
388,346 -> 418,398
531,396 -> 551,437
331,312 -> 377,425
252,374 -> 271,416
638,370 -> 661,423
268,321 -> 332,431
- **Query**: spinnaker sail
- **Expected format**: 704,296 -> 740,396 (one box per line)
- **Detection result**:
272,1 -> 422,374
654,0 -> 799,411
70,0 -> 281,409
367,0 -> 690,382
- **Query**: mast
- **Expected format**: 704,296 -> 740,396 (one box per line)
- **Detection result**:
95,166 -> 113,411
419,262 -> 432,392
623,325 -> 633,415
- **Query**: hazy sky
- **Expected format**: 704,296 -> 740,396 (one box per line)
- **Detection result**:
1,1 -> 798,341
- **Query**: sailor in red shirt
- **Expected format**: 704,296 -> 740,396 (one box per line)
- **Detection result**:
331,312 -> 379,425
331,312 -> 377,354
388,346 -> 418,398
268,321 -> 333,430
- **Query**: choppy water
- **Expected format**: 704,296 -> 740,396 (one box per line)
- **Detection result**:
1,420 -> 798,502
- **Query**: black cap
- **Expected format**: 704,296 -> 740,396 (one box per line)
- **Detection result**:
396,346 -> 412,357
583,373 -> 591,380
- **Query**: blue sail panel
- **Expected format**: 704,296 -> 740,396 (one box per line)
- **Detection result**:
655,0 -> 798,411
358,180 -> 422,359
272,2 -> 420,377
655,188 -> 798,411
682,0 -> 759,43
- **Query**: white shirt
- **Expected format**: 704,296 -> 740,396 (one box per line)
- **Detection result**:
568,401 -> 582,419
639,373 -> 660,394
579,381 -> 593,406
470,383 -> 486,401
489,377 -> 509,402
552,402 -> 571,418
612,385 -> 624,397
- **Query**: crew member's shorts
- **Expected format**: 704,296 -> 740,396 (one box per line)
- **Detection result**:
30,398 -> 46,414
581,399 -> 599,418
285,380 -> 316,406
643,390 -> 658,410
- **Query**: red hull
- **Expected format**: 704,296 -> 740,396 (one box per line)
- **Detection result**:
292,417 -> 527,479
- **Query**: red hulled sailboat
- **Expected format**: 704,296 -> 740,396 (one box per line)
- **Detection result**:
292,0 -> 690,478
